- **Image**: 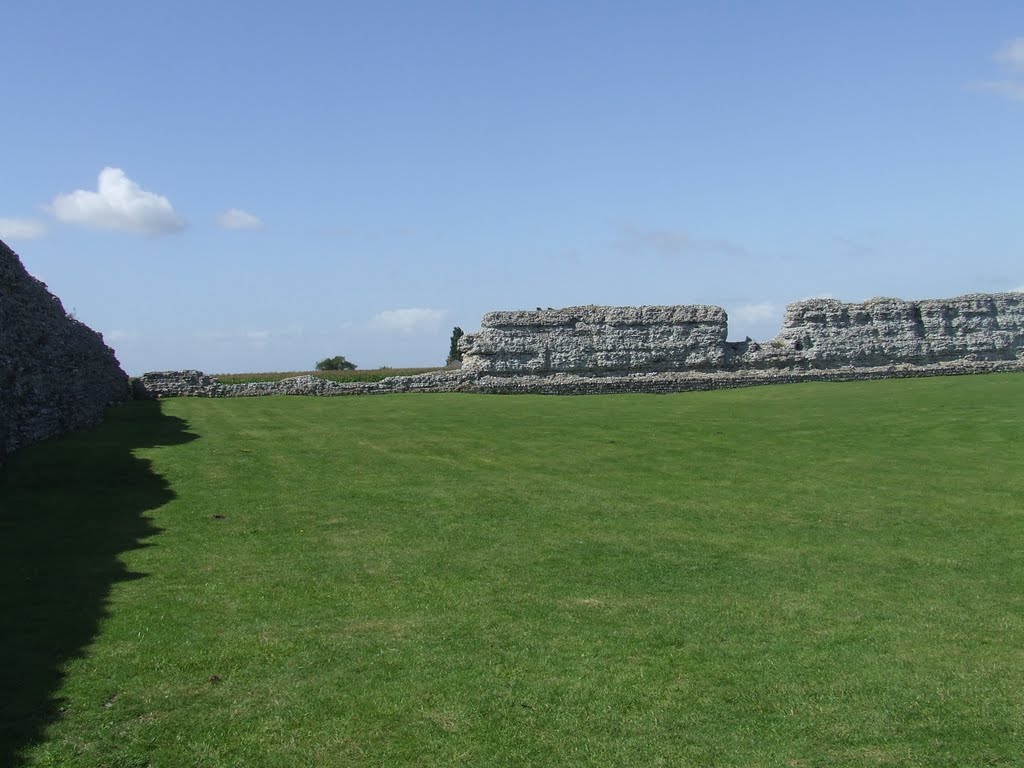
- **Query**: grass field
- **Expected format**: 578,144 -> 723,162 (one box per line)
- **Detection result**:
2,375 -> 1022,767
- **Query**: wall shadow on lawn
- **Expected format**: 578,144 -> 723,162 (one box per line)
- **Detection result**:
0,399 -> 196,768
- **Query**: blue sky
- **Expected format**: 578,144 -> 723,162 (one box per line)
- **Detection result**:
3,1 -> 1022,375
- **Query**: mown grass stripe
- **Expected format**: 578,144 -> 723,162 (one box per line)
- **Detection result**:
1,374 -> 1021,766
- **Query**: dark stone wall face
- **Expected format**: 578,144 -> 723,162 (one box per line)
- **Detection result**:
0,240 -> 130,464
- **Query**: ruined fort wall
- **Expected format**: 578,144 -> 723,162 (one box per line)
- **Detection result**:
134,359 -> 1024,399
461,294 -> 1024,374
0,240 -> 129,463
459,305 -> 729,374
135,292 -> 1024,399
739,294 -> 1024,370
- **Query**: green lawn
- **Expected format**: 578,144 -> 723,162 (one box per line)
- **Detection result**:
2,375 -> 1023,767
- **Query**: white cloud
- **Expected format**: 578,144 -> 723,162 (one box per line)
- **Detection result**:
370,307 -> 447,335
192,325 -> 305,352
727,301 -> 783,341
835,236 -> 875,257
799,292 -> 837,301
0,217 -> 47,241
196,327 -> 285,341
970,79 -> 1024,100
730,302 -> 776,325
50,167 -> 184,235
972,38 -> 1024,101
218,208 -> 264,230
995,37 -> 1024,70
626,227 -> 692,255
616,225 -> 746,259
103,329 -> 140,342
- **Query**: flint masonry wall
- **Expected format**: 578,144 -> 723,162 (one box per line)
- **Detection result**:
736,294 -> 1024,370
135,292 -> 1024,399
459,294 -> 1024,374
1,239 -> 129,464
133,370 -> 471,398
460,305 -> 729,373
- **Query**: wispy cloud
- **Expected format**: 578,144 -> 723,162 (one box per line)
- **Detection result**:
835,236 -> 875,258
217,208 -> 264,230
50,167 -> 184,235
196,326 -> 300,340
370,307 -> 447,335
622,227 -> 693,255
0,217 -> 47,241
970,79 -> 1024,100
800,292 -> 837,301
995,37 -> 1024,70
730,302 -> 776,325
615,225 -> 746,259
970,37 -> 1024,101
193,325 -> 305,351
727,301 -> 783,341
103,329 -> 140,343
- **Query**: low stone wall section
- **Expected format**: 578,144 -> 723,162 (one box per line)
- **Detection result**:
134,359 -> 1024,399
132,371 -> 473,398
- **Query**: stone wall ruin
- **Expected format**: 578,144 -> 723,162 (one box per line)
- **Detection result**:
458,294 -> 1024,375
136,292 -> 1024,399
458,305 -> 730,374
1,239 -> 130,464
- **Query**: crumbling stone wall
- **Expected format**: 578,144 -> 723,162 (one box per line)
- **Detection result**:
735,294 -> 1024,370
136,292 -> 1024,400
459,294 -> 1024,374
135,358 -> 1024,399
0,239 -> 129,464
461,305 -> 729,374
133,370 -> 470,398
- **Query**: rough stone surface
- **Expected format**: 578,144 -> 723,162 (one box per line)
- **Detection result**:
456,359 -> 1024,394
460,295 -> 1024,374
738,294 -> 1024,370
132,370 -> 474,399
136,292 -> 1024,400
135,358 -> 1024,399
1,239 -> 130,463
460,305 -> 728,374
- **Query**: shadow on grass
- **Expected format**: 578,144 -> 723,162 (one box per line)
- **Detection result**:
0,399 -> 196,768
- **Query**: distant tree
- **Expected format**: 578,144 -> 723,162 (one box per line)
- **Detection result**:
447,326 -> 465,365
315,355 -> 357,371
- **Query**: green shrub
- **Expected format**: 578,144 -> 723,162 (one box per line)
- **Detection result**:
447,326 -> 465,365
315,355 -> 356,371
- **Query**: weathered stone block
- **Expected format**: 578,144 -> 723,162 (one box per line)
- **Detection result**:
461,304 -> 729,374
